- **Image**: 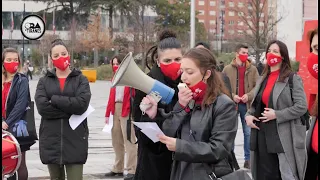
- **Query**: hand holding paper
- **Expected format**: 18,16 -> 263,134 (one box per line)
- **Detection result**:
69,104 -> 95,130
132,122 -> 164,143
102,114 -> 114,134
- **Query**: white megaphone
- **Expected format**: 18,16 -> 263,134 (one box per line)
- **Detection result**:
111,52 -> 175,111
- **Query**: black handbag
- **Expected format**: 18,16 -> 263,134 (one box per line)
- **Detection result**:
208,169 -> 252,180
9,91 -> 38,143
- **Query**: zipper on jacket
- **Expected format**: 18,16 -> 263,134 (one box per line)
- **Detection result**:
60,118 -> 63,166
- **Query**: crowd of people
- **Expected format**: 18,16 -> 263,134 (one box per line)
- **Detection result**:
2,27 -> 318,180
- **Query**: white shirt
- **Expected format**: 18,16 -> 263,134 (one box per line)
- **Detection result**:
115,86 -> 125,102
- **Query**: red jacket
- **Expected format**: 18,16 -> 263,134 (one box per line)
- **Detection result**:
105,86 -> 135,118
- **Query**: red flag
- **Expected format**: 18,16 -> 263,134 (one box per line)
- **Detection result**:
52,9 -> 55,34
11,12 -> 14,32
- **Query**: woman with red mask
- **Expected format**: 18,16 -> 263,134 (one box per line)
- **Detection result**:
305,27 -> 318,180
140,48 -> 237,179
35,39 -> 91,180
2,48 -> 35,180
132,30 -> 183,180
245,40 -> 308,180
104,55 -> 137,180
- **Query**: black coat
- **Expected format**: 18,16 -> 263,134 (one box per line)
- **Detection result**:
3,73 -> 35,147
35,68 -> 91,165
162,95 -> 237,180
132,66 -> 180,180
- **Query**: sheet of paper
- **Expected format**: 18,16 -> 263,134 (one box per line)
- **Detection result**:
69,104 -> 95,130
102,114 -> 114,134
132,122 -> 164,143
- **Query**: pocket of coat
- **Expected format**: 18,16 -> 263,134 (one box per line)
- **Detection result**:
293,124 -> 306,149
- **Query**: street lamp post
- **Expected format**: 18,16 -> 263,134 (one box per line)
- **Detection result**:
190,0 -> 195,48
22,3 -> 25,64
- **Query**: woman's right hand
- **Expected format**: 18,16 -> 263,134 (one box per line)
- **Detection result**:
178,88 -> 193,107
245,115 -> 260,130
105,117 -> 109,124
140,95 -> 158,119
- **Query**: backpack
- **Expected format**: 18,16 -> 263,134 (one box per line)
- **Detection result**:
288,73 -> 311,130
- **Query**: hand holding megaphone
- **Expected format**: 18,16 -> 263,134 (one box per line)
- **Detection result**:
140,95 -> 158,119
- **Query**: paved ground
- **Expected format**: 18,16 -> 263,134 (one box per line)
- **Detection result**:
12,78 -> 250,179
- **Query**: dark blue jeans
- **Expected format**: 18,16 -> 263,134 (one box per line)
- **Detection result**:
238,103 -> 250,161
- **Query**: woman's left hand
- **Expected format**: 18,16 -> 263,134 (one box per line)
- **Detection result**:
158,134 -> 177,152
259,108 -> 277,122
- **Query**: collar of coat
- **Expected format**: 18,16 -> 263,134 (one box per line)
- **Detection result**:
46,68 -> 82,78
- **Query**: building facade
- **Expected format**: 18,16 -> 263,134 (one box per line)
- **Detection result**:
303,0 -> 318,21
195,0 -> 269,51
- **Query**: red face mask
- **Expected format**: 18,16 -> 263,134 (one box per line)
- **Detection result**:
3,62 -> 19,74
112,66 -> 119,73
266,53 -> 282,67
307,53 -> 318,79
188,81 -> 207,100
239,54 -> 248,63
52,56 -> 70,71
160,62 -> 181,80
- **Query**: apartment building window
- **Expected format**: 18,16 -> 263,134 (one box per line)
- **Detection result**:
199,10 -> 205,15
238,12 -> 244,16
261,13 -> 264,17
238,30 -> 244,35
210,20 -> 216,25
260,3 -> 263,8
246,30 -> 253,35
229,2 -> 234,7
228,30 -> 235,34
210,1 -> 216,6
229,20 -> 235,25
210,11 -> 216,16
259,22 -> 264,27
209,29 -> 216,33
199,1 -> 205,6
248,21 -> 253,26
238,21 -> 244,26
199,19 -> 205,23
238,2 -> 244,8
228,11 -> 235,16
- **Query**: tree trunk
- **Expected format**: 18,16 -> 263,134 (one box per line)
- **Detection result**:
109,5 -> 113,39
94,48 -> 99,67
120,10 -> 124,32
70,15 -> 76,67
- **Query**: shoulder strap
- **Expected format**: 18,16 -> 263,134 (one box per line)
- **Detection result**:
127,88 -> 138,144
288,72 -> 295,102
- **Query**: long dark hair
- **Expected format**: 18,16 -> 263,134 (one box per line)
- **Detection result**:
183,48 -> 230,107
308,27 -> 318,53
109,54 -> 125,65
261,40 -> 292,82
145,29 -> 181,69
